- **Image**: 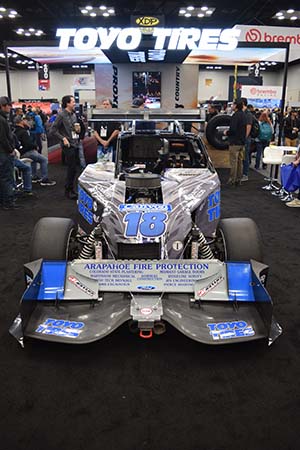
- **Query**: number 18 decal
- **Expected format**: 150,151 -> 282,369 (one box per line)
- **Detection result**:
123,212 -> 168,238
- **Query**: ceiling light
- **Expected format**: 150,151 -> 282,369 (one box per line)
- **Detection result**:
85,5 -> 93,10
14,28 -> 44,36
0,7 -> 20,18
108,9 -> 115,13
81,9 -> 88,14
273,9 -> 300,20
90,12 -> 96,17
178,6 -> 215,18
103,12 -> 109,16
271,62 -> 277,65
99,5 -> 107,10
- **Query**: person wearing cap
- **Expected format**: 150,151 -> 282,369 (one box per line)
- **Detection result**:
0,96 -> 19,210
14,115 -> 56,186
93,98 -> 120,162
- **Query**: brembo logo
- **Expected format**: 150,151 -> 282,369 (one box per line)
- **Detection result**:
245,27 -> 300,45
136,17 -> 160,27
245,28 -> 262,42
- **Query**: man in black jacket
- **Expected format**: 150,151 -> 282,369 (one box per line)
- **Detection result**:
225,100 -> 247,186
0,96 -> 17,209
49,95 -> 79,199
14,115 -> 56,186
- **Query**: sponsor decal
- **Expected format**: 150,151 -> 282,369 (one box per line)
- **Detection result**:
207,321 -> 255,340
197,275 -> 224,297
207,190 -> 220,222
68,276 -> 95,297
35,318 -> 85,338
56,27 -> 240,51
118,203 -> 172,212
78,185 -> 93,225
140,307 -> 153,315
137,285 -> 156,291
119,204 -> 172,239
112,65 -> 118,107
84,262 -> 209,271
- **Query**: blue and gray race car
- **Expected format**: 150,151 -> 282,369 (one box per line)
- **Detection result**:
10,121 -> 281,347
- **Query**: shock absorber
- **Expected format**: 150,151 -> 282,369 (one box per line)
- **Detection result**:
190,227 -> 214,260
79,225 -> 106,260
79,229 -> 96,259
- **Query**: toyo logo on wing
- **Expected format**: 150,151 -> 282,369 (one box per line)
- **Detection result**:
137,285 -> 156,290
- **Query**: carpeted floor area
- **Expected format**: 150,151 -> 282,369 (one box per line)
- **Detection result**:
0,163 -> 299,450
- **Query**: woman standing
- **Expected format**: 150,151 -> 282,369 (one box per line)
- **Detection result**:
255,110 -> 273,170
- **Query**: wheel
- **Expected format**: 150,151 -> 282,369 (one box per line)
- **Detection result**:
30,217 -> 76,261
205,114 -> 230,150
217,218 -> 263,262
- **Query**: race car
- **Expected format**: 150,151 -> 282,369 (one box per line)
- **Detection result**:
10,120 -> 281,347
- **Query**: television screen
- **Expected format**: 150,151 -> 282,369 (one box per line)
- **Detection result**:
132,71 -> 161,109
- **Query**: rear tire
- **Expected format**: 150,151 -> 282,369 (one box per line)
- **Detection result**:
205,114 -> 230,150
217,218 -> 263,262
30,217 -> 76,261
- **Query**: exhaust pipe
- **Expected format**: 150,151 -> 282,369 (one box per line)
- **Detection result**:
153,321 -> 166,335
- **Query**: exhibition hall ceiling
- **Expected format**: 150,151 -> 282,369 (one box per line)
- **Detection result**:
0,1 -> 299,68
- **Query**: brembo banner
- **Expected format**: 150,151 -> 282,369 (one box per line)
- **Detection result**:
241,85 -> 283,99
235,25 -> 300,61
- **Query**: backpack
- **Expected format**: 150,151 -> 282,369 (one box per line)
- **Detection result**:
259,121 -> 273,141
250,118 -> 260,139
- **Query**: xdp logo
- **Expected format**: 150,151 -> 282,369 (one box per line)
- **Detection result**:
245,28 -> 262,42
136,17 -> 160,27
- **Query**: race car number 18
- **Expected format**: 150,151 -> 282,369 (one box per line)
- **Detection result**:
124,212 -> 168,238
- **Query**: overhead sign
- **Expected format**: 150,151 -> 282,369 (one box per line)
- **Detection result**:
56,27 -> 240,52
38,63 -> 50,91
241,85 -> 283,99
131,15 -> 164,35
236,25 -> 300,62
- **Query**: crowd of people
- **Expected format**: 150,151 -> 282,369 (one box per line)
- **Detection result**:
0,95 -> 121,209
1,92 -> 300,211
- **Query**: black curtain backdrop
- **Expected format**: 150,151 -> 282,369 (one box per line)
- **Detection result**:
0,164 -> 299,450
